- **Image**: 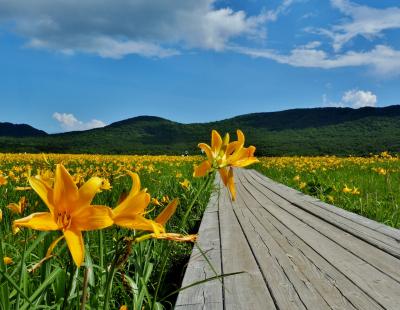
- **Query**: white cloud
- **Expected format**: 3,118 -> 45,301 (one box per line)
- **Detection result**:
342,89 -> 377,108
322,89 -> 377,109
0,0 -> 274,58
233,44 -> 400,77
52,112 -> 106,131
264,0 -> 297,22
316,0 -> 400,51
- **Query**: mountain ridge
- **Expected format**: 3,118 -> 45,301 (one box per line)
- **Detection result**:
1,105 -> 399,156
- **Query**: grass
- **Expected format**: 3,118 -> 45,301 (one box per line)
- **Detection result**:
253,152 -> 400,228
0,154 -> 213,309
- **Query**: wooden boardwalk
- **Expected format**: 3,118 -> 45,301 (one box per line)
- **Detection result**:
175,168 -> 400,310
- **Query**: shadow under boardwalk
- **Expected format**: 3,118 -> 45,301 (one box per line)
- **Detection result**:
175,168 -> 400,310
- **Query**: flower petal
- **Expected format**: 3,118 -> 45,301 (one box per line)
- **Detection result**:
136,233 -> 197,243
54,164 -> 79,211
155,198 -> 179,226
227,167 -> 236,201
219,168 -> 236,201
198,143 -> 213,161
236,129 -> 245,146
219,167 -> 229,186
193,160 -> 212,177
46,235 -> 65,257
72,205 -> 113,231
114,214 -> 164,233
6,203 -> 22,215
78,177 -> 103,206
231,146 -> 259,167
211,130 -> 222,154
127,171 -> 141,197
113,191 -> 150,219
29,177 -> 54,213
64,228 -> 84,267
112,172 -> 142,215
13,212 -> 58,231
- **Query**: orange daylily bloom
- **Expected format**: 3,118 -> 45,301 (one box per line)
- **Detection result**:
13,164 -> 113,266
194,129 -> 258,200
7,196 -> 27,215
112,172 -> 164,234
0,175 -> 7,186
3,256 -> 13,265
112,172 -> 193,242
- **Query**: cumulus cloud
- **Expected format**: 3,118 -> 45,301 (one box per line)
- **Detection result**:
315,0 -> 400,51
0,0 -> 273,58
52,112 -> 106,131
322,89 -> 377,109
342,89 -> 377,108
233,44 -> 400,77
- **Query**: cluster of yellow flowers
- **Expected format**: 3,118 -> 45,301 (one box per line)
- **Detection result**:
12,164 -> 188,266
1,129 -> 258,267
193,130 -> 258,200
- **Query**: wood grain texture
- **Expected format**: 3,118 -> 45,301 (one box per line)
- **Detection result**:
176,169 -> 400,310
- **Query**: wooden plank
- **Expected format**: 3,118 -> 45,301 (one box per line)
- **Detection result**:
235,174 -> 382,310
235,170 -> 382,310
247,169 -> 400,259
233,184 -> 330,310
175,186 -> 223,309
251,169 -> 400,242
237,170 -> 400,309
217,182 -> 277,310
242,170 -> 400,282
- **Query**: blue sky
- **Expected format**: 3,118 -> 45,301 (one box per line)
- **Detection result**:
0,0 -> 399,133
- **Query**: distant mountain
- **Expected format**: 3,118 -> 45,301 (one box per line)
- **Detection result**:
1,106 -> 400,155
0,122 -> 47,137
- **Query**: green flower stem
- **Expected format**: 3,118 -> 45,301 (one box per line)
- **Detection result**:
181,173 -> 214,230
0,223 -> 10,310
99,230 -> 104,269
15,230 -> 28,310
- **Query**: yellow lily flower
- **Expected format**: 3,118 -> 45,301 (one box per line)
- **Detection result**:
13,164 -> 113,267
0,175 -> 7,186
7,196 -> 27,215
112,172 -> 193,242
342,184 -> 352,193
193,129 -> 258,200
112,172 -> 164,234
3,256 -> 13,265
179,179 -> 191,190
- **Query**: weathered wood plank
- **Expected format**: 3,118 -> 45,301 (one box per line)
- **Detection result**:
233,184 -> 330,310
251,169 -> 400,243
175,187 -> 223,309
247,169 -> 400,259
235,172 -> 382,310
237,170 -> 400,309
218,183 -> 277,310
241,170 -> 400,283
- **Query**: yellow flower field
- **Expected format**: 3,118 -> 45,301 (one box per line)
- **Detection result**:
0,153 -> 211,309
0,129 -> 259,309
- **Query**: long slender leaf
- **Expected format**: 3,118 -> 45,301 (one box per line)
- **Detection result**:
0,268 -> 33,307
